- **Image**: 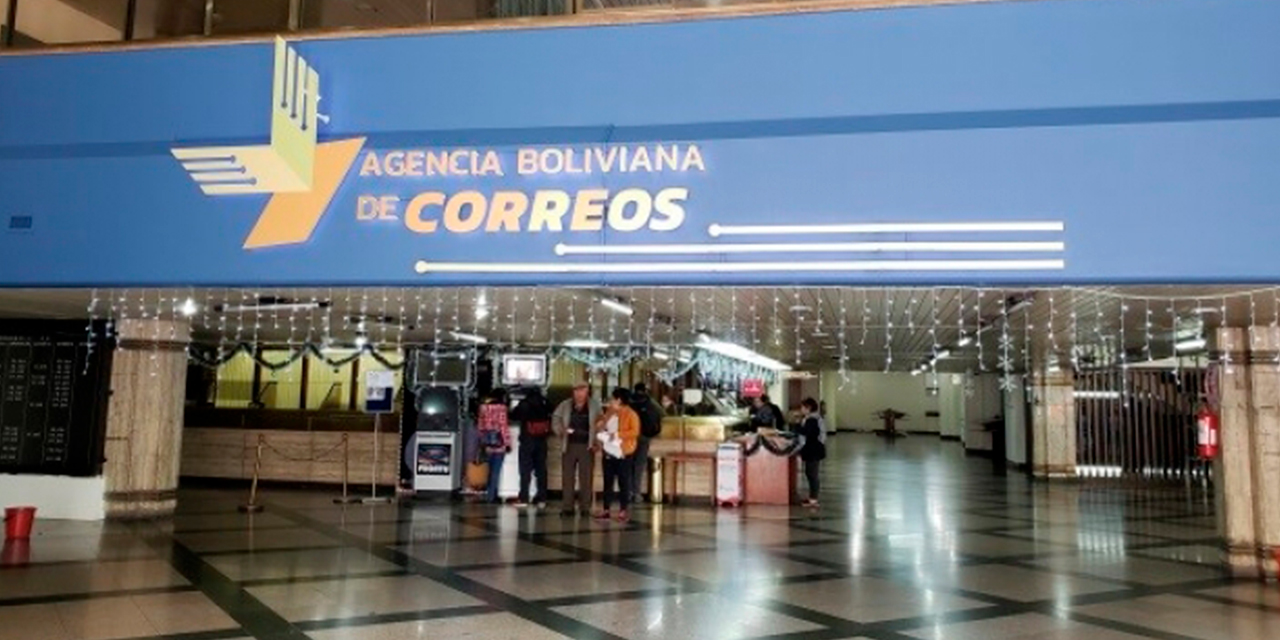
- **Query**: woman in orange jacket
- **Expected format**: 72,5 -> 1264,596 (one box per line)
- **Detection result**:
594,387 -> 640,522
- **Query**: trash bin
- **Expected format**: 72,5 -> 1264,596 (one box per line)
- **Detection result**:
4,506 -> 36,540
649,458 -> 664,503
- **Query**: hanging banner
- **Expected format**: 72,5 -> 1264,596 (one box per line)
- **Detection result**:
2,2 -> 1279,286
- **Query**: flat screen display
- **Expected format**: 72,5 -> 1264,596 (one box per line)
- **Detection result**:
501,354 -> 547,386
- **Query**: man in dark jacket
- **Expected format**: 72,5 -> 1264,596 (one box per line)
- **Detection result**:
511,387 -> 553,508
629,383 -> 664,503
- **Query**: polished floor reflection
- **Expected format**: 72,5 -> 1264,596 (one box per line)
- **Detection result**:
3,435 -> 1275,640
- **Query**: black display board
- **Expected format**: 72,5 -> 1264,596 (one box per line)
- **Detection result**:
0,320 -> 112,477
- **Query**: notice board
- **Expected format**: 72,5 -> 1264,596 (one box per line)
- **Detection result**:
0,321 -> 112,477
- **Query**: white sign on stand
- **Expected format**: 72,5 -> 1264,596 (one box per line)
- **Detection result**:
365,370 -> 395,414
716,442 -> 744,507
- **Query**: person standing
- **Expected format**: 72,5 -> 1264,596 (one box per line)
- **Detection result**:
595,388 -> 640,522
797,397 -> 827,507
511,387 -> 553,508
629,382 -> 664,504
751,394 -> 786,431
552,382 -> 600,517
477,391 -> 512,504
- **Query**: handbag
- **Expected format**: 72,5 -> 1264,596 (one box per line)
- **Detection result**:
525,419 -> 551,437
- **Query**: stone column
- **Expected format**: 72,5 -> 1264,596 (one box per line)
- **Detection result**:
102,319 -> 191,519
1031,369 -> 1076,478
1216,327 -> 1261,577
1246,327 -> 1280,577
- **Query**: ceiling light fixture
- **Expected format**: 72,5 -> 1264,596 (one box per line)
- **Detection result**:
957,335 -> 973,347
695,333 -> 791,371
599,297 -> 634,316
178,298 -> 198,317
450,331 -> 487,345
565,339 -> 610,349
219,301 -> 325,313
1174,337 -> 1207,352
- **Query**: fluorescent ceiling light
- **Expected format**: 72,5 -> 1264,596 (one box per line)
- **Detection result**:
652,350 -> 671,361
178,298 -> 198,317
957,335 -> 973,347
565,339 -> 609,349
1007,298 -> 1033,315
220,302 -> 322,313
695,334 -> 791,371
789,305 -> 811,313
450,331 -> 487,345
935,349 -> 952,359
1075,390 -> 1121,400
1175,337 -> 1207,352
1191,307 -> 1221,315
599,297 -> 634,316
475,307 -> 490,320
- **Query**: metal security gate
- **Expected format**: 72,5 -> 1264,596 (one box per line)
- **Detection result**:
1076,368 -> 1206,481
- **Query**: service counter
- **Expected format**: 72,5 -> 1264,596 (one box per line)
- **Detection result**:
181,408 -> 399,486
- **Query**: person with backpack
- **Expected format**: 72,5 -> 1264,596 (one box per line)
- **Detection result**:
477,390 -> 513,504
797,397 -> 827,507
511,387 -> 553,509
629,383 -> 664,503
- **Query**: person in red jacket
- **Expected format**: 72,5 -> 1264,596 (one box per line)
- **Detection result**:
477,390 -> 512,504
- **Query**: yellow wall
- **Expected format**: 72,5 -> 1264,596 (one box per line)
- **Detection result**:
259,350 -> 302,409
214,351 -> 255,408
308,351 -> 352,410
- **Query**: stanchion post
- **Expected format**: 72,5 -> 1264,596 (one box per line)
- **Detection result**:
334,432 -> 359,504
239,434 -> 266,513
361,413 -> 392,505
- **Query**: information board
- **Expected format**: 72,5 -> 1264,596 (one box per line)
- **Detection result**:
0,321 -> 112,477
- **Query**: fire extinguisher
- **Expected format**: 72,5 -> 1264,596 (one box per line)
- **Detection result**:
1197,408 -> 1219,459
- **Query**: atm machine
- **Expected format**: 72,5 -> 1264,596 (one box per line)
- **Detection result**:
402,350 -> 473,494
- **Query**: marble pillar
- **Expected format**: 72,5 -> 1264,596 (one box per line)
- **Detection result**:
1214,327 -> 1276,578
102,319 -> 191,519
1246,327 -> 1280,578
1031,369 -> 1076,479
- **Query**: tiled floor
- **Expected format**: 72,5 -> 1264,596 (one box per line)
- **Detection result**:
2,434 -> 1274,640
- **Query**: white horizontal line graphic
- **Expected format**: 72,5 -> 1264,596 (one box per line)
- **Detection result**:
182,160 -> 243,172
554,241 -> 1065,256
192,171 -> 253,183
413,260 -> 1065,275
708,221 -> 1064,236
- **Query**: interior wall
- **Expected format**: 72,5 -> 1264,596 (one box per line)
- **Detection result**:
817,370 -> 962,434
964,373 -> 1003,450
0,475 -> 105,520
938,373 -> 965,439
1003,375 -> 1028,466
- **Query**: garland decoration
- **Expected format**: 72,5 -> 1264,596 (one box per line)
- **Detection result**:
187,342 -> 405,371
739,432 -> 805,457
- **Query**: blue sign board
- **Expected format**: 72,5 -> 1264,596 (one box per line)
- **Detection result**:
1,0 -> 1278,286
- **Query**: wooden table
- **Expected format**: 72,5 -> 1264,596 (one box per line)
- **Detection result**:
661,452 -> 716,505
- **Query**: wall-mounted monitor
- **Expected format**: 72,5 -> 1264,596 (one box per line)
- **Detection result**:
501,354 -> 547,387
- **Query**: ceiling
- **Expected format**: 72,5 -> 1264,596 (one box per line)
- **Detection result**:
0,285 -> 1268,372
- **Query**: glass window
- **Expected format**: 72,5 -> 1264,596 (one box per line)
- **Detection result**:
13,0 -> 128,46
215,351 -> 256,408
258,350 -> 303,409
301,0 -> 429,30
131,0 -> 207,40
307,350 -> 353,411
209,0 -> 289,36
